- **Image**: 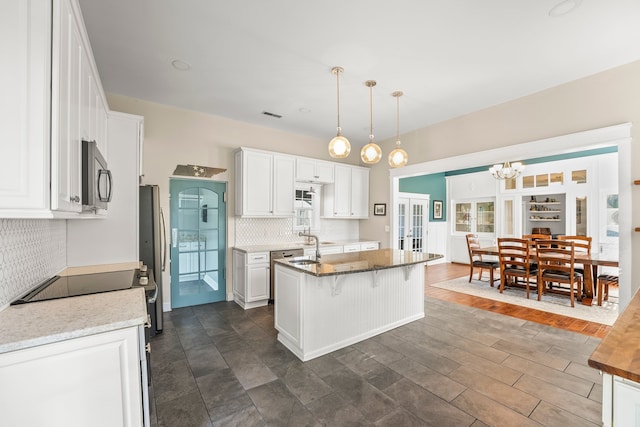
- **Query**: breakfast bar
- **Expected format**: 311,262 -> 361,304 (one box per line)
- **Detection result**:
273,249 -> 442,361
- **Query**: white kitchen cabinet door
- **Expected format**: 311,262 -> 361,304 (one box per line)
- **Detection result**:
315,161 -> 334,183
272,154 -> 295,216
235,148 -> 295,218
51,0 -> 83,213
236,149 -> 273,216
331,165 -> 352,217
350,167 -> 369,218
247,264 -> 269,301
0,326 -> 144,427
0,0 -> 51,214
295,158 -> 334,184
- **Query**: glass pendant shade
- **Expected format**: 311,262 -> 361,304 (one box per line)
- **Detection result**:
361,142 -> 382,163
389,146 -> 408,168
328,134 -> 351,158
388,91 -> 408,168
360,80 -> 381,164
328,66 -> 350,158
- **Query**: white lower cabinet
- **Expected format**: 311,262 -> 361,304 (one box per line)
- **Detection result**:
343,244 -> 361,253
0,326 -> 146,427
233,249 -> 270,309
602,373 -> 640,427
360,242 -> 380,251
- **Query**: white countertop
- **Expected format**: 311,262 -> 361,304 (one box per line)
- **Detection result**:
0,287 -> 147,354
233,239 -> 380,253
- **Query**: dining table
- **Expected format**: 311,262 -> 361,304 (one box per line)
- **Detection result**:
472,245 -> 619,305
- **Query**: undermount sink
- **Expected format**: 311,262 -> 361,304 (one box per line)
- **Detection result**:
320,241 -> 334,245
289,259 -> 320,265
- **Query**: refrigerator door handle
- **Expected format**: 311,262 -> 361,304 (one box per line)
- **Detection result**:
172,228 -> 178,248
160,207 -> 167,271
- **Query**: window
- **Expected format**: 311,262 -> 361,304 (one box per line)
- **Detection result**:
294,184 -> 320,231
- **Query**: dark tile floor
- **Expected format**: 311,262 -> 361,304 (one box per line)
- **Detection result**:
148,298 -> 603,426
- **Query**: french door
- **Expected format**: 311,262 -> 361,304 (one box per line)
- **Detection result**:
396,193 -> 429,252
170,178 -> 227,308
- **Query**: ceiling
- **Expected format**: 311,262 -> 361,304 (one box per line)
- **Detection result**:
78,0 -> 640,148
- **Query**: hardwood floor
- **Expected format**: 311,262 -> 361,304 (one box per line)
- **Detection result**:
425,263 -> 611,339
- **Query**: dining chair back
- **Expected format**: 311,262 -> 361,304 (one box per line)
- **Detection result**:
557,235 -> 592,275
497,238 -> 538,299
535,240 -> 582,307
465,234 -> 499,286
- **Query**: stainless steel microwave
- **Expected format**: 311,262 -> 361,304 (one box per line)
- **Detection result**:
81,140 -> 112,211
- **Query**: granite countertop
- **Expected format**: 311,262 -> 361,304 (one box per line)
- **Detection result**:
275,248 -> 443,277
588,289 -> 640,382
233,239 -> 380,253
0,287 -> 147,354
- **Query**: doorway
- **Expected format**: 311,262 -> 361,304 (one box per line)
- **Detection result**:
169,178 -> 227,308
395,192 -> 429,252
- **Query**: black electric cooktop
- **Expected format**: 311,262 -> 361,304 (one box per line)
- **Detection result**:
11,269 -> 139,305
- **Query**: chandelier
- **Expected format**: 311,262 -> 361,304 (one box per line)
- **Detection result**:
489,161 -> 524,179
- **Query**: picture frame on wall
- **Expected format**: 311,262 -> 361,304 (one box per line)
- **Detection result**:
373,203 -> 386,216
433,200 -> 443,219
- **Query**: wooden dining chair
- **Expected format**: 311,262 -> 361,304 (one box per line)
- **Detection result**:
465,234 -> 499,286
535,240 -> 582,307
557,235 -> 591,274
497,238 -> 538,299
596,274 -> 616,306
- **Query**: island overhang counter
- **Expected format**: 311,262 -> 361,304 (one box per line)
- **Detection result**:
274,249 -> 442,361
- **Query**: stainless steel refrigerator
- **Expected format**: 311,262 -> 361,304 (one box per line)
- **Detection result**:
139,185 -> 166,335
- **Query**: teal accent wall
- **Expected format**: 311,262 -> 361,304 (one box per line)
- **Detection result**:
398,147 -> 618,222
399,172 -> 446,221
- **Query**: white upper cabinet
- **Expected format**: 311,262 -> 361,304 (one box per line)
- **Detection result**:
296,158 -> 334,184
0,0 -> 109,218
235,148 -> 295,217
0,0 -> 51,215
323,164 -> 370,219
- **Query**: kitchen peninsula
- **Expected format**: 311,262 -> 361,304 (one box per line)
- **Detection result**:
274,249 -> 442,361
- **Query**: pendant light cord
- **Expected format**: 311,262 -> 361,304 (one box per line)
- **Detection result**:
395,93 -> 401,145
335,68 -> 342,134
369,84 -> 373,141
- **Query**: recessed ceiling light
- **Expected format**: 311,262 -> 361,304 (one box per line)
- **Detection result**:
549,0 -> 582,17
171,59 -> 191,71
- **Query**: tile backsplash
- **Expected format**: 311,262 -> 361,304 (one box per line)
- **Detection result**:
0,219 -> 66,307
235,217 -> 358,246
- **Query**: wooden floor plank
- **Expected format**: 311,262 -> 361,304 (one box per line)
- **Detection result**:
425,263 -> 611,339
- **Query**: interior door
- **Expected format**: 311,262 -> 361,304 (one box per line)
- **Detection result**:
170,178 -> 227,308
396,195 -> 429,252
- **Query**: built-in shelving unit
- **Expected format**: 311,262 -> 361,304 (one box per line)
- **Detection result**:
523,194 -> 565,235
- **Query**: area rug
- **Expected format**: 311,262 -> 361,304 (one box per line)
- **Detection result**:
431,276 -> 618,325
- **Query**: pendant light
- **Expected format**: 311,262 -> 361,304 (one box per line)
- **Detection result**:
389,91 -> 408,168
360,80 -> 382,164
328,66 -> 351,158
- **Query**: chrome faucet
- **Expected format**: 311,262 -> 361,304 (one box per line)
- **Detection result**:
298,231 -> 321,260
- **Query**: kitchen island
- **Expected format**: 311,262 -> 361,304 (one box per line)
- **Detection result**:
274,249 -> 442,361
589,288 -> 640,426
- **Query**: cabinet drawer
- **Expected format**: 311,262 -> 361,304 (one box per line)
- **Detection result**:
361,242 -> 379,251
343,244 -> 361,253
247,252 -> 269,264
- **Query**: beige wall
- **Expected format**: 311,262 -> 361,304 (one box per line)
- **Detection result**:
106,94 -> 358,307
